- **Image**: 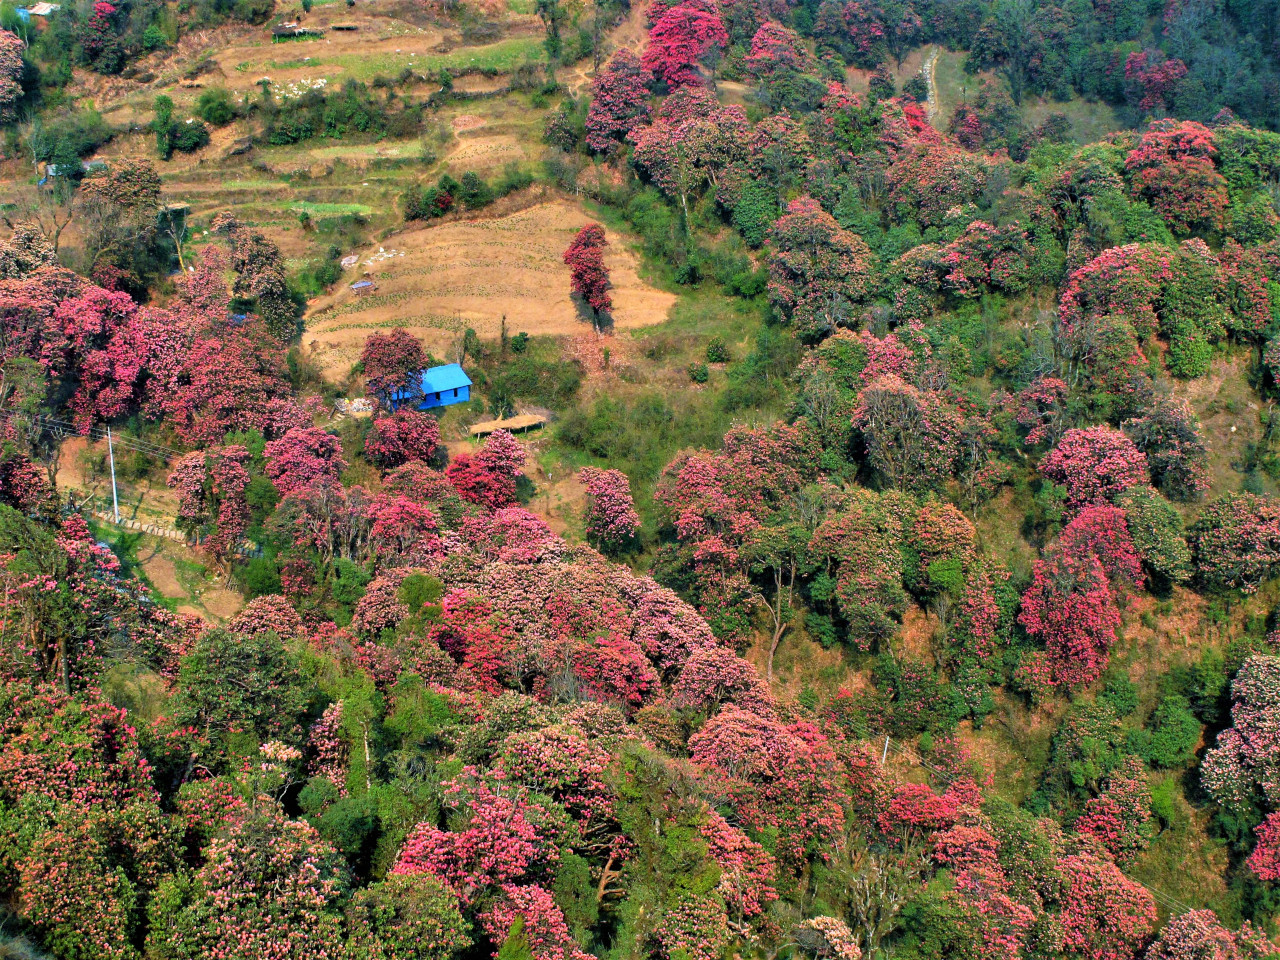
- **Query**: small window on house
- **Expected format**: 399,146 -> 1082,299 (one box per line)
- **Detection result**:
435,392 -> 441,401
453,388 -> 458,396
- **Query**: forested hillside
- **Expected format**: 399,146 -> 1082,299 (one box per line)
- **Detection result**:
0,0 -> 1279,955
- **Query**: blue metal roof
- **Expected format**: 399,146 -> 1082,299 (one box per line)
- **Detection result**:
419,364 -> 472,392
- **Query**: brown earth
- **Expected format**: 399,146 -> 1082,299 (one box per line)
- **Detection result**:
303,193 -> 677,379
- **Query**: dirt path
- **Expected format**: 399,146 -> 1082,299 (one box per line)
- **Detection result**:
564,0 -> 652,96
922,46 -> 940,121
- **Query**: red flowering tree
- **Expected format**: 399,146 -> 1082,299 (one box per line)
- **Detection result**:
642,2 -> 728,88
1123,51 -> 1187,113
0,30 -> 25,123
886,142 -> 989,229
1040,427 -> 1149,510
1074,756 -> 1152,863
700,809 -> 778,920
629,88 -> 750,219
768,196 -> 878,342
482,884 -> 592,960
1189,495 -> 1280,593
363,327 -> 427,404
1055,853 -> 1157,960
168,444 -> 253,559
1201,656 -> 1280,826
1019,547 -> 1122,688
1125,120 -> 1228,235
563,223 -> 612,326
1146,909 -> 1279,960
365,408 -> 441,470
148,801 -> 348,960
393,769 -> 564,901
446,454 -> 517,511
852,376 -> 964,491
580,466 -> 641,552
264,427 -> 347,497
1248,812 -> 1280,883
446,430 -> 526,510
585,51 -> 652,153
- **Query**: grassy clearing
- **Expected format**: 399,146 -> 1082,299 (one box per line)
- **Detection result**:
313,37 -> 545,81
289,200 -> 376,216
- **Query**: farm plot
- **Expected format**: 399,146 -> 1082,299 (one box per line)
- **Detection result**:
303,197 -> 677,379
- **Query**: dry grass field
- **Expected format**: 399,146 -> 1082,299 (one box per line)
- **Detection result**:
303,192 -> 676,378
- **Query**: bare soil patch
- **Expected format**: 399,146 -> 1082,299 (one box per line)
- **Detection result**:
303,193 -> 676,380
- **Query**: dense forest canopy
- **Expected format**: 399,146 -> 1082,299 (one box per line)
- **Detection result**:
0,0 -> 1279,955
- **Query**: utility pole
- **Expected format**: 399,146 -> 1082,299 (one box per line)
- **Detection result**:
107,427 -> 119,523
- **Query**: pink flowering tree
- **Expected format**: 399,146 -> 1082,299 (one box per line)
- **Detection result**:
1189,495 -> 1280,593
167,444 -> 252,559
1201,656 -> 1280,840
1146,909 -> 1279,960
580,466 -> 641,553
642,2 -> 729,89
264,427 -> 347,496
147,801 -> 348,960
1040,427 -> 1149,510
1125,120 -> 1228,235
768,196 -> 879,342
365,407 -> 442,471
586,51 -> 652,153
1055,853 -> 1157,960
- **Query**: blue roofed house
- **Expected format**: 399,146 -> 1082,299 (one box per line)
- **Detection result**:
389,363 -> 472,411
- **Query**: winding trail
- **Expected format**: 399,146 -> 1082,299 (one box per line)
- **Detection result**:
922,45 -> 940,121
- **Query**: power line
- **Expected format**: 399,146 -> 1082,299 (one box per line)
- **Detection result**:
0,408 -> 182,460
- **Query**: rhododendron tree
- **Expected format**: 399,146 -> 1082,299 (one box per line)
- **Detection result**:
1019,545 -> 1122,687
1125,120 -> 1228,234
886,142 -> 988,229
671,645 -> 773,714
580,466 -> 640,552
148,802 -> 348,960
1189,495 -> 1280,593
345,873 -> 473,960
229,594 -> 305,640
482,884 -> 592,960
1247,811 -> 1280,883
167,444 -> 252,559
1146,909 -> 1280,960
700,809 -> 777,919
852,376 -> 964,491
585,51 -> 652,153
1122,396 -> 1209,501
264,427 -> 347,496
642,2 -> 728,88
1201,656 -> 1280,825
796,916 -> 863,960
1040,427 -> 1149,510
365,407 -> 441,470
363,328 -> 428,404
447,431 -> 525,511
768,196 -> 878,342
0,30 -> 23,123
1056,853 -> 1157,960
1073,756 -> 1151,863
1124,51 -> 1187,113
393,769 -> 564,900
629,88 -> 750,218
563,223 -> 612,323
